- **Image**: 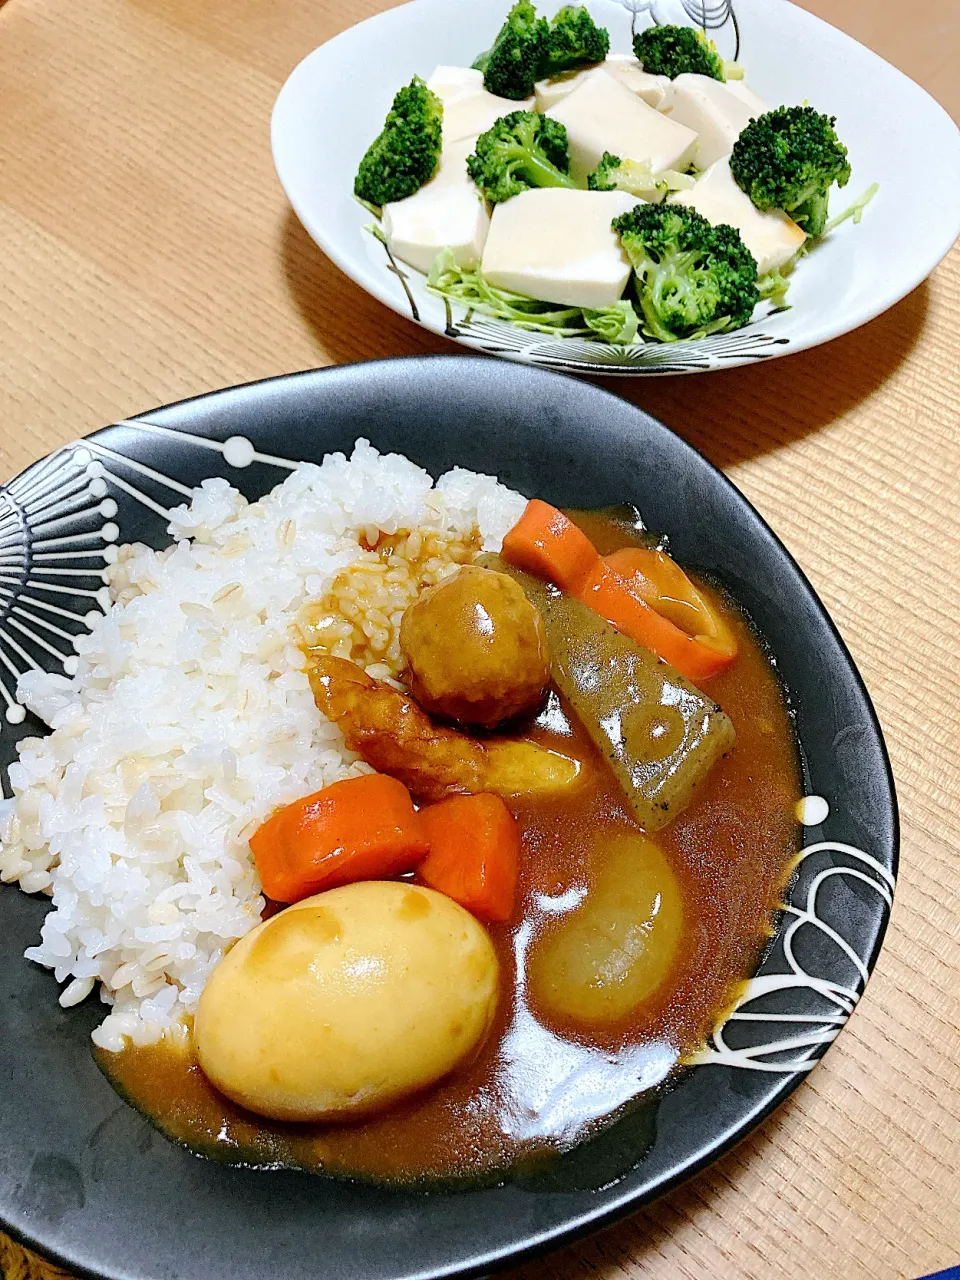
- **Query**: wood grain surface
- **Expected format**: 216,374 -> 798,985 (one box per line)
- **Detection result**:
1,1 -> 958,1278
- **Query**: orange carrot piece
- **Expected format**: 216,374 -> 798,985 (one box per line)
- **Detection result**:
250,773 -> 428,904
601,548 -> 661,605
501,499 -> 598,594
577,561 -> 733,684
502,501 -> 737,682
603,547 -> 738,665
417,793 -> 520,924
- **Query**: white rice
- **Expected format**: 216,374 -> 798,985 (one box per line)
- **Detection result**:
0,440 -> 525,1051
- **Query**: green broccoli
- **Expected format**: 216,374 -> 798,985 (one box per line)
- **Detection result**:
588,152 -> 695,200
473,0 -> 549,101
467,111 -> 577,204
542,6 -> 611,76
612,203 -> 759,342
633,24 -> 726,81
354,76 -> 443,207
730,105 -> 852,237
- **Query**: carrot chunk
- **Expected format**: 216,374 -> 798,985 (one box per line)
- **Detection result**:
501,500 -> 737,684
417,793 -> 520,924
501,499 -> 598,594
250,773 -> 428,904
602,547 -> 738,666
578,561 -> 733,684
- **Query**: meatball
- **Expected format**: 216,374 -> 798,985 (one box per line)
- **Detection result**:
400,565 -> 550,728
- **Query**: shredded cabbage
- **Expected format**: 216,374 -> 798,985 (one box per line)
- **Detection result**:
426,249 -> 640,343
824,182 -> 880,233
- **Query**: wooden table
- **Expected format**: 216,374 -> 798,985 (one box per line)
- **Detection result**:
1,1 -> 958,1278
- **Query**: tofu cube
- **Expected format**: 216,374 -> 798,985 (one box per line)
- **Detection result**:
547,71 -> 698,183
535,58 -> 669,112
427,66 -> 529,147
432,135 -> 480,189
441,89 -> 535,146
669,157 -> 806,275
426,63 -> 533,145
721,79 -> 768,116
481,188 -> 642,309
534,67 -> 596,113
602,54 -> 671,107
383,182 -> 491,275
660,73 -> 757,170
426,66 -> 485,103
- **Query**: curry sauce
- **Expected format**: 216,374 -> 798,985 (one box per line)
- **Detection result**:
97,512 -> 801,1183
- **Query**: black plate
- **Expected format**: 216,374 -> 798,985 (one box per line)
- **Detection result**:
0,356 -> 897,1280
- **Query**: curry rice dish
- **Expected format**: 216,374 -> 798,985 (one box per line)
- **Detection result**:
0,441 -> 799,1181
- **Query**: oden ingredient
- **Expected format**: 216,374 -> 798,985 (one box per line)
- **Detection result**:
194,882 -> 499,1122
249,773 -> 428,905
499,500 -> 737,681
485,555 -> 735,830
418,792 -> 520,922
400,564 -> 550,728
307,655 -> 579,801
528,832 -> 683,1026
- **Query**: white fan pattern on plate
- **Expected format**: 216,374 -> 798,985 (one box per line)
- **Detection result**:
692,840 -> 895,1072
0,450 -> 118,726
0,426 -> 300,732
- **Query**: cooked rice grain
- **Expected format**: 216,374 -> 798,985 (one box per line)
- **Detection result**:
0,441 -> 525,1050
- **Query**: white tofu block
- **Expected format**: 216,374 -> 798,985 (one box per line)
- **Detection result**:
535,59 -> 669,112
602,54 -> 671,107
721,79 -> 768,116
441,89 -> 535,146
427,66 -> 485,103
669,157 -> 807,275
547,71 -> 699,183
660,74 -> 757,170
432,135 -> 480,189
535,67 -> 596,112
383,183 -> 491,275
481,188 -> 642,309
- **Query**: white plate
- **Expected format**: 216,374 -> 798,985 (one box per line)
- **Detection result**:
272,0 -> 960,376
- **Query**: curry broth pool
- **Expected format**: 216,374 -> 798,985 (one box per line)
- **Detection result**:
97,508 -> 801,1183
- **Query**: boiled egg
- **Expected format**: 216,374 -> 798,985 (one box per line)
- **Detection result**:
194,881 -> 499,1122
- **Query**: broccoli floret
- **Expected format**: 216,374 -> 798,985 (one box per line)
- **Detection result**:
612,203 -> 759,342
730,105 -> 852,237
633,24 -> 726,81
474,0 -> 549,101
588,152 -> 695,201
542,6 -> 610,75
354,76 -> 443,206
467,111 -> 577,204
